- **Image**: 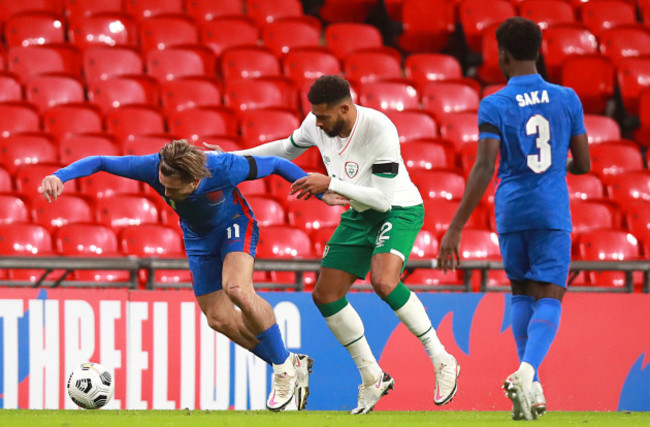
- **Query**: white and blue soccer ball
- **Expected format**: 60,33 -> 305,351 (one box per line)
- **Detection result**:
67,362 -> 115,409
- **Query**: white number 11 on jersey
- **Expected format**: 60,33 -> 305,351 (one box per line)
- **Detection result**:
526,114 -> 551,173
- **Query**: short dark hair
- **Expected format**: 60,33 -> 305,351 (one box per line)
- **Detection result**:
496,17 -> 542,61
307,75 -> 351,106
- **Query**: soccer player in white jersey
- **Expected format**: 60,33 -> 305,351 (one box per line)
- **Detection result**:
217,75 -> 460,414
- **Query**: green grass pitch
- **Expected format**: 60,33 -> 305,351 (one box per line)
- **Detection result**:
1,410 -> 649,427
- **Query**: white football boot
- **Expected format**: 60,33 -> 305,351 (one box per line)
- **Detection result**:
292,353 -> 314,410
433,354 -> 460,405
503,372 -> 537,421
266,362 -> 298,412
532,381 -> 546,417
349,372 -> 394,415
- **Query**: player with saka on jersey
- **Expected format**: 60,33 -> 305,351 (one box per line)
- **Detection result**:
437,17 -> 591,420
39,139 -> 348,412
215,75 -> 460,414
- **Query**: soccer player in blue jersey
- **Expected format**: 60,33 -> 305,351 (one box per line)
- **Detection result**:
39,139 -> 346,411
437,17 -> 591,420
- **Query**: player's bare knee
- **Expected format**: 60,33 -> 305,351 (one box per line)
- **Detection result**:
205,313 -> 232,334
312,283 -> 341,305
370,275 -> 397,299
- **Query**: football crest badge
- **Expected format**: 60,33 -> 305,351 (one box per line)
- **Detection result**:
345,161 -> 359,178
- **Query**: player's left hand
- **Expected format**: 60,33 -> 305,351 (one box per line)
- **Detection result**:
290,173 -> 331,200
321,191 -> 349,206
437,228 -> 462,272
202,142 -> 223,152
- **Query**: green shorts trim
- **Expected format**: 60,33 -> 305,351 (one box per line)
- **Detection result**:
321,204 -> 424,279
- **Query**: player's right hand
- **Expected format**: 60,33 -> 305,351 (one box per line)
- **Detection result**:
202,142 -> 223,152
437,228 -> 462,272
39,175 -> 64,203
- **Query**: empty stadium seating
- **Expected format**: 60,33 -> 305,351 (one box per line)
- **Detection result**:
31,194 -> 94,232
518,0 -> 575,29
358,80 -> 420,112
385,110 -> 439,143
199,16 -> 259,57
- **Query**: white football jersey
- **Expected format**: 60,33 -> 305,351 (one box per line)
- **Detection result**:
290,105 -> 423,212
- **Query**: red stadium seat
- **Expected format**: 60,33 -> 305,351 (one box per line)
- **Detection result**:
4,11 -> 66,47
598,26 -> 650,65
122,134 -> 170,156
319,0 -> 375,23
14,163 -> 62,198
584,114 -> 621,144
311,224 -> 337,256
220,46 -> 281,81
186,0 -> 244,23
625,200 -> 650,238
403,231 -> 464,288
59,133 -> 120,164
404,53 -> 463,89
256,225 -> 316,286
0,223 -> 56,282
475,23 -> 507,85
199,16 -> 258,57
246,0 -> 303,26
578,0 -> 637,38
459,0 -> 516,52
25,74 -> 85,111
282,49 -> 341,87
31,194 -> 93,232
65,0 -> 123,23
246,195 -> 286,226
261,19 -> 321,57
119,224 -> 190,284
0,133 -> 57,174
223,79 -> 287,113
82,46 -> 144,84
8,44 -> 81,83
401,141 -> 453,171
54,223 -> 129,282
139,14 -> 199,54
239,109 -> 299,147
421,81 -> 480,121
0,194 -> 29,224
343,51 -> 401,85
68,13 -> 138,50
461,228 -> 508,289
0,102 -> 40,137
541,24 -> 598,83
43,103 -> 103,141
398,0 -> 456,53
604,171 -> 650,205
286,197 -> 346,233
167,107 -> 238,141
411,169 -> 466,200
124,0 -> 183,20
589,141 -> 644,179
438,112 -> 479,151
358,80 -> 419,112
0,167 -> 13,192
575,229 -> 641,289
88,75 -> 160,113
616,57 -> 650,116
560,54 -> 615,114
570,200 -> 619,233
635,89 -> 650,146
324,23 -> 383,60
385,111 -> 438,143
236,179 -> 267,197
146,46 -> 216,82
0,0 -> 62,22
423,199 -> 487,238
105,106 -> 166,143
159,77 -> 221,114
95,195 -> 159,230
566,173 -> 605,201
518,0 -> 575,29
78,172 -> 141,199
0,73 -> 22,103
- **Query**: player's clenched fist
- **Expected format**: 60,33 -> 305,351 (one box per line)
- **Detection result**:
39,175 -> 64,202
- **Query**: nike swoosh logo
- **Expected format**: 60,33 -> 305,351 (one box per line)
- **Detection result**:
375,376 -> 383,389
268,390 -> 278,406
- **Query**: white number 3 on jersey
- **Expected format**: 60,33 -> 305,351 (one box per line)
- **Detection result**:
526,114 -> 551,173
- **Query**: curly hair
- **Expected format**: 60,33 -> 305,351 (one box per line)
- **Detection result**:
159,139 -> 211,182
307,75 -> 352,106
496,17 -> 542,61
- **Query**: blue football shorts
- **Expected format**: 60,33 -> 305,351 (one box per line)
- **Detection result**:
183,215 -> 259,296
498,229 -> 571,288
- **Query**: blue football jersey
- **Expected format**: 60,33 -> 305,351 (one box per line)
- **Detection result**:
478,74 -> 586,233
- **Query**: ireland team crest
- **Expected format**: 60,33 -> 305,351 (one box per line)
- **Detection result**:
345,161 -> 359,178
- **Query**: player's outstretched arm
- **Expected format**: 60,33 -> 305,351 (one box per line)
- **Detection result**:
39,175 -> 64,203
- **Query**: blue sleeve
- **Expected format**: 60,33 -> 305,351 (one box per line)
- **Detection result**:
567,88 -> 587,137
478,97 -> 502,141
53,154 -> 159,184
